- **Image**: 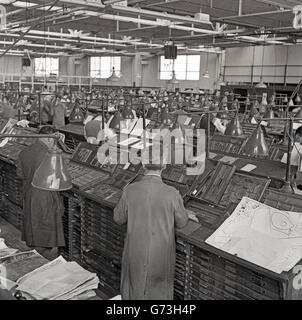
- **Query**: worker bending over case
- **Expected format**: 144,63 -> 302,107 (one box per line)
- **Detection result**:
114,146 -> 190,300
16,126 -> 65,260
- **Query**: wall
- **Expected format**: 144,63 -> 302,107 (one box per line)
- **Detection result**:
0,52 -> 221,90
224,45 -> 302,85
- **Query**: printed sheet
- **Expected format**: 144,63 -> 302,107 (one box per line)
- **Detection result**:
206,197 -> 302,273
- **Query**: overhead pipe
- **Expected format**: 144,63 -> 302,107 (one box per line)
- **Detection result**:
59,0 -> 212,25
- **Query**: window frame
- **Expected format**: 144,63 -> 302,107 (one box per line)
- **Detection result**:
90,56 -> 121,79
159,54 -> 200,81
34,57 -> 59,77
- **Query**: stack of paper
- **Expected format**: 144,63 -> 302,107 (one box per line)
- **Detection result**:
16,256 -> 99,300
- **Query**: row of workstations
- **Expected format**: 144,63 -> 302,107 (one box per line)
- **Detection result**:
0,118 -> 302,299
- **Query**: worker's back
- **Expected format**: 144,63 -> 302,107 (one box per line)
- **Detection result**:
124,176 -> 186,241
114,175 -> 188,300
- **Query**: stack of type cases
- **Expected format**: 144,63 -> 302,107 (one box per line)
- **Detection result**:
82,198 -> 126,297
174,238 -> 187,300
180,240 -> 283,300
0,199 -> 23,230
61,192 -> 71,260
2,162 -> 23,208
60,191 -> 84,263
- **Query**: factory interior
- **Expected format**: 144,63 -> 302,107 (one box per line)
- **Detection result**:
1,0 -> 302,301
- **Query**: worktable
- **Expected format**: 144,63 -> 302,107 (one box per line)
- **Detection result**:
1,127 -> 302,299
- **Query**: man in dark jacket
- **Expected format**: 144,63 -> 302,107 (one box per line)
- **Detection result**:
113,146 -> 190,300
16,126 -> 65,260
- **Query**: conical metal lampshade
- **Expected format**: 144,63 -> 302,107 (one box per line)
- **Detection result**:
32,147 -> 72,191
255,80 -> 267,88
109,110 -> 125,130
169,70 -> 179,84
296,94 -> 301,104
216,75 -> 226,86
69,103 -> 85,123
289,98 -> 295,107
295,107 -> 302,119
85,119 -> 102,138
107,67 -> 120,82
284,95 -> 288,104
203,70 -> 210,79
225,113 -> 243,136
241,125 -> 269,157
264,108 -> 274,120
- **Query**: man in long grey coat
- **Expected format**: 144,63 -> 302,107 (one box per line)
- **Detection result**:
113,147 -> 189,300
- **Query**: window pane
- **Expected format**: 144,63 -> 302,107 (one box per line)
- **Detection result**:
160,71 -> 172,80
159,55 -> 200,81
187,55 -> 200,72
90,56 -> 121,78
34,58 -> 59,76
160,56 -> 173,74
174,55 -> 187,72
175,71 -> 186,80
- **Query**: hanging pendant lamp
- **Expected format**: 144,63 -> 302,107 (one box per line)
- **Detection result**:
284,95 -> 288,104
255,46 -> 267,88
203,51 -> 210,79
241,125 -> 269,157
109,110 -> 125,130
107,67 -> 120,82
169,70 -> 179,85
225,113 -> 243,136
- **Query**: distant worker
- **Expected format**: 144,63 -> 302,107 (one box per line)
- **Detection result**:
16,126 -> 65,260
114,146 -> 193,300
41,95 -> 53,125
52,95 -> 66,129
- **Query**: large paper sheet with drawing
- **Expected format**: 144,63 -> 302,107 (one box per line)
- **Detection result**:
206,197 -> 302,274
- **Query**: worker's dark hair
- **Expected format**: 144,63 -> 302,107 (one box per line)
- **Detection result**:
38,125 -> 56,135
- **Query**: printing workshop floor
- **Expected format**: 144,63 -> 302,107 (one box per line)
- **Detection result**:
0,217 -> 109,300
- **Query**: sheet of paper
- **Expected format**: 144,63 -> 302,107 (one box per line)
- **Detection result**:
17,257 -> 99,300
220,156 -> 237,164
118,137 -> 140,147
206,197 -> 302,274
184,117 -> 192,126
121,119 -> 138,135
240,164 -> 257,172
260,121 -> 268,127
